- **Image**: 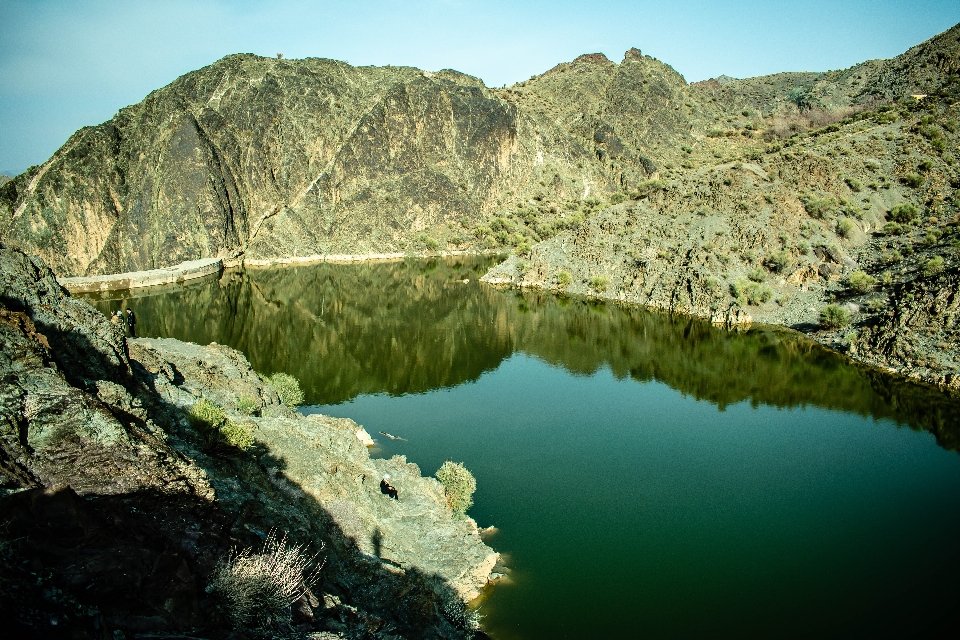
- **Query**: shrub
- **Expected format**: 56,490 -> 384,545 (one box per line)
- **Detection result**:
819,304 -> 850,329
747,268 -> 766,283
923,256 -> 945,276
220,420 -> 255,450
731,278 -> 772,306
837,217 -> 855,238
435,461 -> 477,516
207,530 -> 322,629
881,249 -> 903,264
917,159 -> 933,173
881,222 -> 903,235
556,270 -> 572,288
588,275 -> 610,292
265,373 -> 304,406
609,192 -> 626,205
845,177 -> 862,192
846,270 -> 876,293
189,399 -> 227,430
237,395 -> 259,416
803,195 -> 836,219
902,173 -> 924,188
888,204 -> 919,223
424,236 -> 440,251
766,250 -> 791,273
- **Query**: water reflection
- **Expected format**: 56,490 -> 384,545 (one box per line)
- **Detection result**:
83,256 -> 960,452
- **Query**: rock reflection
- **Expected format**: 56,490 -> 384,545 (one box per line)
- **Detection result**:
83,256 -> 960,452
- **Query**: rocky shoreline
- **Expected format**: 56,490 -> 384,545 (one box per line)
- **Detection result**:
0,246 -> 497,639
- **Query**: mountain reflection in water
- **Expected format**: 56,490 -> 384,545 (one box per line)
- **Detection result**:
84,256 -> 960,452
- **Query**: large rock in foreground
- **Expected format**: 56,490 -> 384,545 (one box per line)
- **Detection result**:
0,244 -> 496,639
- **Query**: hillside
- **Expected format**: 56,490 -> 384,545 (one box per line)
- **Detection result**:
1,24 -> 954,279
2,23 -> 959,391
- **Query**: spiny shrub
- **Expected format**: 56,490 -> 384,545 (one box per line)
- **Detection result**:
556,270 -> 572,288
837,217 -> 856,238
189,399 -> 254,451
902,173 -> 924,188
588,275 -> 610,292
765,250 -> 791,273
207,530 -> 322,629
803,195 -> 837,219
189,399 -> 226,429
236,395 -> 259,416
435,461 -> 477,516
846,270 -> 876,293
220,421 -> 255,450
888,204 -> 919,224
731,278 -> 773,306
819,304 -> 850,329
265,373 -> 304,406
923,256 -> 945,276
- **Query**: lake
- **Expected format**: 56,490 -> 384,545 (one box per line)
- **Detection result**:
84,256 -> 960,638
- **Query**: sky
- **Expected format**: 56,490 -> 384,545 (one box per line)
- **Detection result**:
1,0 -> 958,176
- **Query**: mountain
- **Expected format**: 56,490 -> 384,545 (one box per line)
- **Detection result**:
3,24 -> 955,279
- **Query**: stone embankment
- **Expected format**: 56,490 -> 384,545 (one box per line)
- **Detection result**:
58,257 -> 223,293
0,246 -> 496,639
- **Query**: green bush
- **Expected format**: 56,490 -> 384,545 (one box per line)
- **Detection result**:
220,420 -> 255,450
588,275 -> 610,292
731,278 -> 773,306
765,250 -> 791,273
556,270 -> 572,288
803,195 -> 836,219
923,256 -> 945,276
902,173 -> 924,188
819,304 -> 850,329
435,461 -> 477,516
236,395 -> 259,416
747,268 -> 766,283
189,399 -> 253,451
846,270 -> 876,293
609,192 -> 626,205
888,204 -> 919,223
882,222 -> 903,235
845,177 -> 862,192
265,373 -> 304,406
837,217 -> 855,238
189,399 -> 227,429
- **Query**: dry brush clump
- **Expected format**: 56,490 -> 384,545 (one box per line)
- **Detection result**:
206,530 -> 323,629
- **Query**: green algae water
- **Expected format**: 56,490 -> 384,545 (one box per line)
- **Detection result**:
83,257 -> 960,638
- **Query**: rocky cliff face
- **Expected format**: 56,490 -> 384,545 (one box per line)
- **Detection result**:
6,25 -> 956,279
0,246 -> 495,639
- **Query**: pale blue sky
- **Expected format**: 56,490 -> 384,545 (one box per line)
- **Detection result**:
1,0 -> 958,175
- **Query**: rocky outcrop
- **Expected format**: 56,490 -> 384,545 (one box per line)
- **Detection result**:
0,245 -> 496,639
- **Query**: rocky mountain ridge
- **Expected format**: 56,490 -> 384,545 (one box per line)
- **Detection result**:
2,24 -> 957,278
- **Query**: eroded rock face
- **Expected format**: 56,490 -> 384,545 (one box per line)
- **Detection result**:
0,245 -> 496,639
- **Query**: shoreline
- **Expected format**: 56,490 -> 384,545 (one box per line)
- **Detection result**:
58,249 -> 503,291
481,275 -> 960,399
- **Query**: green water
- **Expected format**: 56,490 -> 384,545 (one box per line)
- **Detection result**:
85,257 -> 960,638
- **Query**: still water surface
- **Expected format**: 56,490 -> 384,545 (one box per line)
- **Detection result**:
85,257 -> 960,638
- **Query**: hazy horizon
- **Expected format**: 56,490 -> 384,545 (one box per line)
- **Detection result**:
2,0 -> 959,176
